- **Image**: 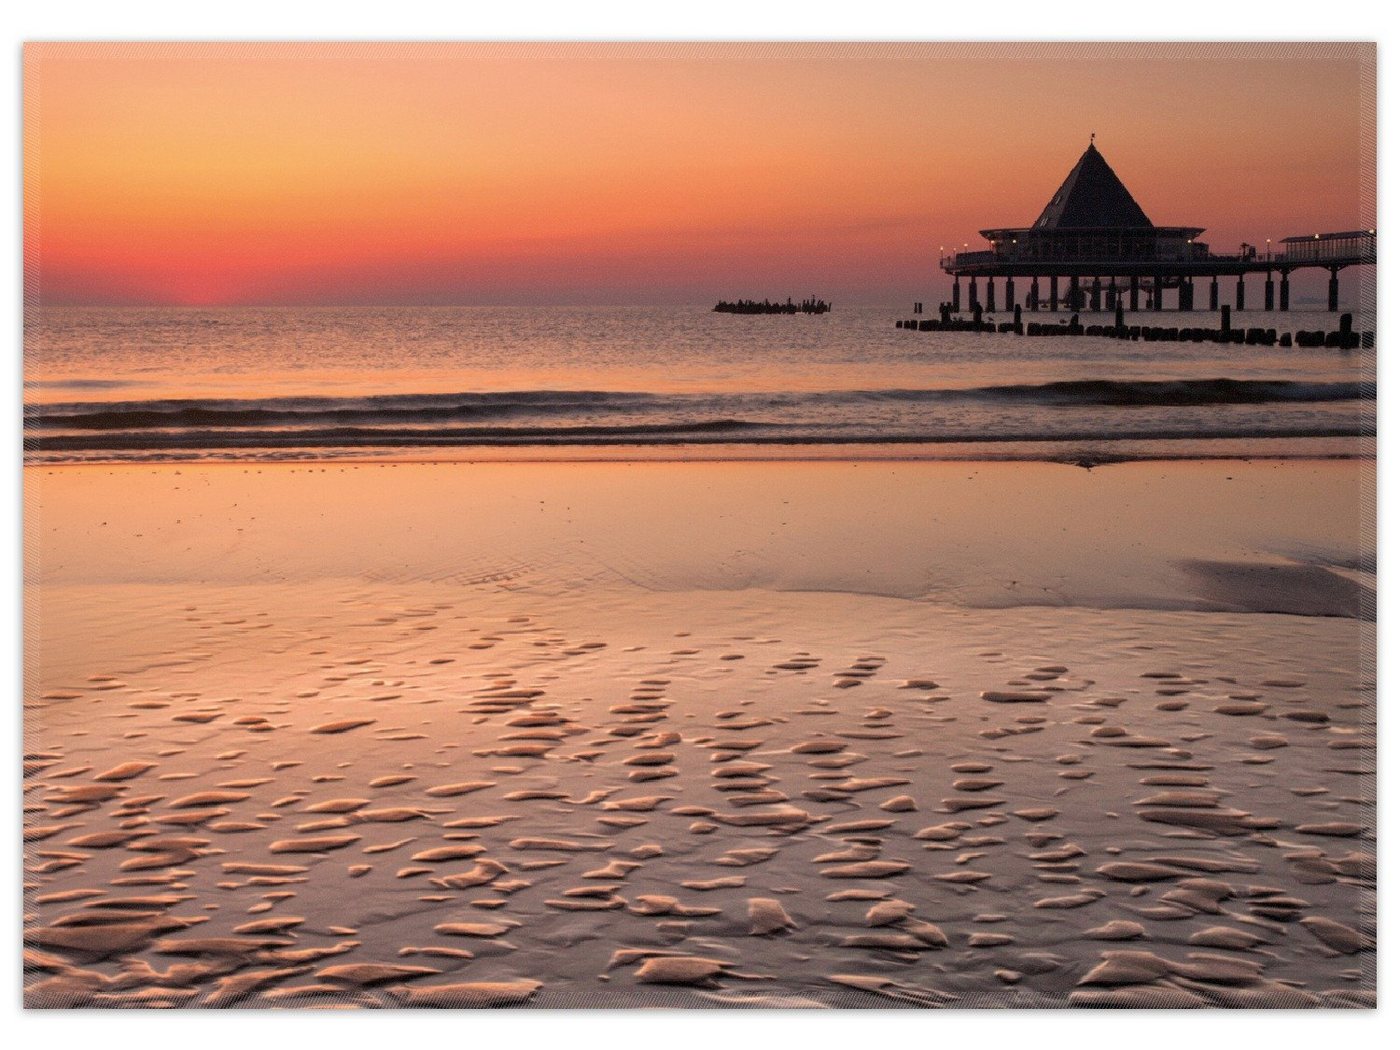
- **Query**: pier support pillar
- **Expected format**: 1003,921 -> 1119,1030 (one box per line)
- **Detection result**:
1069,276 -> 1082,311
1209,277 -> 1219,311
969,277 -> 980,311
1129,275 -> 1140,311
1235,275 -> 1245,311
1279,271 -> 1290,311
952,278 -> 961,313
1049,276 -> 1059,311
1090,277 -> 1102,312
1029,277 -> 1040,311
1153,275 -> 1163,311
1264,273 -> 1274,311
1327,268 -> 1340,312
1106,278 -> 1118,310
1005,278 -> 1015,314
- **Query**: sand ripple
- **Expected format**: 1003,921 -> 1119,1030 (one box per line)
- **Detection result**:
25,587 -> 1373,1008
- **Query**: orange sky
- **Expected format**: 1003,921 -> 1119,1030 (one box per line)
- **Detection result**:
23,42 -> 1375,306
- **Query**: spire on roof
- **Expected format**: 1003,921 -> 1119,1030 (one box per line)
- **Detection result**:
1032,142 -> 1153,230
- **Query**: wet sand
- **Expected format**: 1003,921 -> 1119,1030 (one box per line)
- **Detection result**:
23,459 -> 1375,1008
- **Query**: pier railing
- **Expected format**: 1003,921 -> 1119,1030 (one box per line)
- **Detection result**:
940,250 -> 995,269
944,230 -> 1376,275
1280,231 -> 1376,265
944,243 -> 1210,270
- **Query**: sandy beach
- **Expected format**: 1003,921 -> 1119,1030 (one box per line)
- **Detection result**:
22,458 -> 1375,1008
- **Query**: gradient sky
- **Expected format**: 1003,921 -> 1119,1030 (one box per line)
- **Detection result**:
23,42 -> 1375,306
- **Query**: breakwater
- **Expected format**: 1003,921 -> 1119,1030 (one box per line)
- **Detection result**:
715,297 -> 831,315
899,303 -> 1373,349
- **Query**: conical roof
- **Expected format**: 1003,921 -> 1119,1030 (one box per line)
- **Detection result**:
1032,143 -> 1153,229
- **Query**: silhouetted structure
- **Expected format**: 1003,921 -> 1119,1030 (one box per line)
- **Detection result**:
941,138 -> 1375,313
714,296 -> 831,315
897,308 -> 1373,350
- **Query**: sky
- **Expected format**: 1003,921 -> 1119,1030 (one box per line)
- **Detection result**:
23,42 -> 1376,306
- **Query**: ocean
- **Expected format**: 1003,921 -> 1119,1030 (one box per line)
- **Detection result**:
24,304 -> 1376,464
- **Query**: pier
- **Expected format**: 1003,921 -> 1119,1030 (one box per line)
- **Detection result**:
938,139 -> 1375,314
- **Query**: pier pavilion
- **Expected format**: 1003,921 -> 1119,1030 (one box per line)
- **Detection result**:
940,140 -> 1375,313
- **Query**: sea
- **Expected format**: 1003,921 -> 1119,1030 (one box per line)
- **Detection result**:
23,304 -> 1376,464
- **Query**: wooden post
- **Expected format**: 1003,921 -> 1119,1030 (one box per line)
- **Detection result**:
1091,276 -> 1102,312
1280,271 -> 1290,311
952,278 -> 961,313
1005,277 -> 1015,313
1070,275 -> 1082,311
1153,275 -> 1163,311
1209,277 -> 1219,311
1029,277 -> 1040,311
1235,275 -> 1246,311
1049,275 -> 1059,311
1327,268 -> 1340,312
1264,272 -> 1274,311
1130,275 -> 1140,311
